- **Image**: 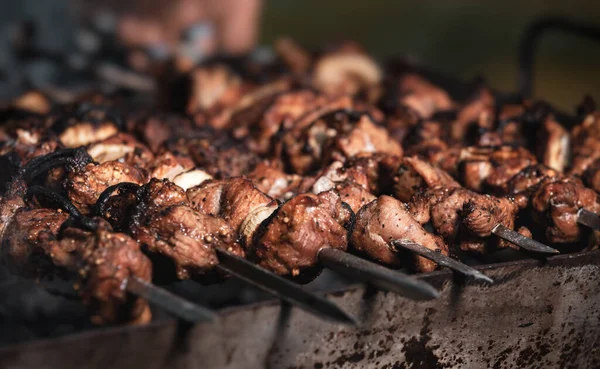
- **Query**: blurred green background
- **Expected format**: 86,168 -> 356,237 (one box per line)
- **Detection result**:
261,0 -> 600,112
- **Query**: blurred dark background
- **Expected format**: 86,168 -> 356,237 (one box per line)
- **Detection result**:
0,0 -> 599,110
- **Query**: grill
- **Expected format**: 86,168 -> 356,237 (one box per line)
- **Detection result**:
1,14 -> 600,369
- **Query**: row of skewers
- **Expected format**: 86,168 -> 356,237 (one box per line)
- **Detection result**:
1,39 -> 600,327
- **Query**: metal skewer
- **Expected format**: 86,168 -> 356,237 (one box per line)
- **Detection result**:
317,248 -> 440,300
391,240 -> 494,284
215,248 -> 358,326
492,224 -> 560,254
125,276 -> 217,323
577,208 -> 600,231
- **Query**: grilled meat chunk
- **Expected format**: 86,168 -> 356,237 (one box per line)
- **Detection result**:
131,179 -> 242,280
500,164 -> 560,209
457,145 -> 537,193
393,156 -> 459,202
253,191 -> 352,276
570,112 -> 600,175
582,158 -> 600,193
87,133 -> 154,168
537,117 -> 569,172
409,187 -> 520,253
398,74 -> 454,119
66,161 -> 147,214
531,176 -> 600,244
248,161 -> 302,200
351,196 -> 448,272
187,177 -> 275,234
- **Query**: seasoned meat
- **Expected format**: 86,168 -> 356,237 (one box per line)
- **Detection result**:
531,176 -> 600,244
253,191 -> 352,276
457,145 -> 537,193
2,207 -> 69,275
351,196 -> 448,272
312,50 -> 382,101
570,112 -> 600,175
451,87 -> 495,143
409,187 -> 519,253
187,177 -> 275,233
186,65 -> 243,116
582,158 -> 600,193
398,74 -> 454,118
248,161 -> 302,200
131,179 -> 242,279
73,224 -> 153,325
54,104 -> 122,148
282,111 -> 402,174
537,117 -> 569,172
393,156 -> 459,202
66,161 -> 147,214
501,164 -> 561,208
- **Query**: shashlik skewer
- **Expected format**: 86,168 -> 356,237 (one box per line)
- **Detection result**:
96,179 -> 358,324
2,184 -> 216,324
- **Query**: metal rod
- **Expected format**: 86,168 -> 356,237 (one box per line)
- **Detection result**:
126,277 -> 217,324
492,224 -> 559,254
214,248 -> 357,326
391,241 -> 494,284
317,248 -> 440,300
577,208 -> 600,231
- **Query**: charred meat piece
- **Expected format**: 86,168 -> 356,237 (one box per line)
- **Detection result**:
282,111 -> 402,175
450,87 -> 495,143
501,164 -> 561,209
531,176 -> 600,244
253,191 -> 352,276
393,156 -> 459,202
66,161 -> 147,214
130,179 -> 242,280
570,112 -> 600,175
409,187 -> 520,253
53,104 -> 122,148
457,145 -> 537,193
248,161 -> 302,200
398,74 -> 454,119
187,177 -> 276,235
352,195 -> 448,272
582,158 -> 600,193
2,207 -> 70,275
536,116 -> 569,172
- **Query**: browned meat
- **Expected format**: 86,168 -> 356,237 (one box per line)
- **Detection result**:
2,207 -> 70,274
185,65 -> 243,119
131,179 -> 242,280
450,87 -> 495,143
537,116 -> 569,172
253,191 -> 352,276
409,187 -> 519,253
248,161 -> 302,200
187,177 -> 275,234
351,196 -> 448,272
531,176 -> 600,244
148,151 -> 195,181
570,112 -> 600,175
312,49 -> 382,102
68,223 -> 153,325
169,136 -> 259,179
501,164 -> 561,209
457,145 -> 537,193
282,111 -> 402,175
398,74 -> 454,118
393,156 -> 459,202
582,158 -> 600,193
54,105 -> 121,148
66,161 -> 147,214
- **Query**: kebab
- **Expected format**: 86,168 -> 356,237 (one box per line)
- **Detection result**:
1,184 -> 215,324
